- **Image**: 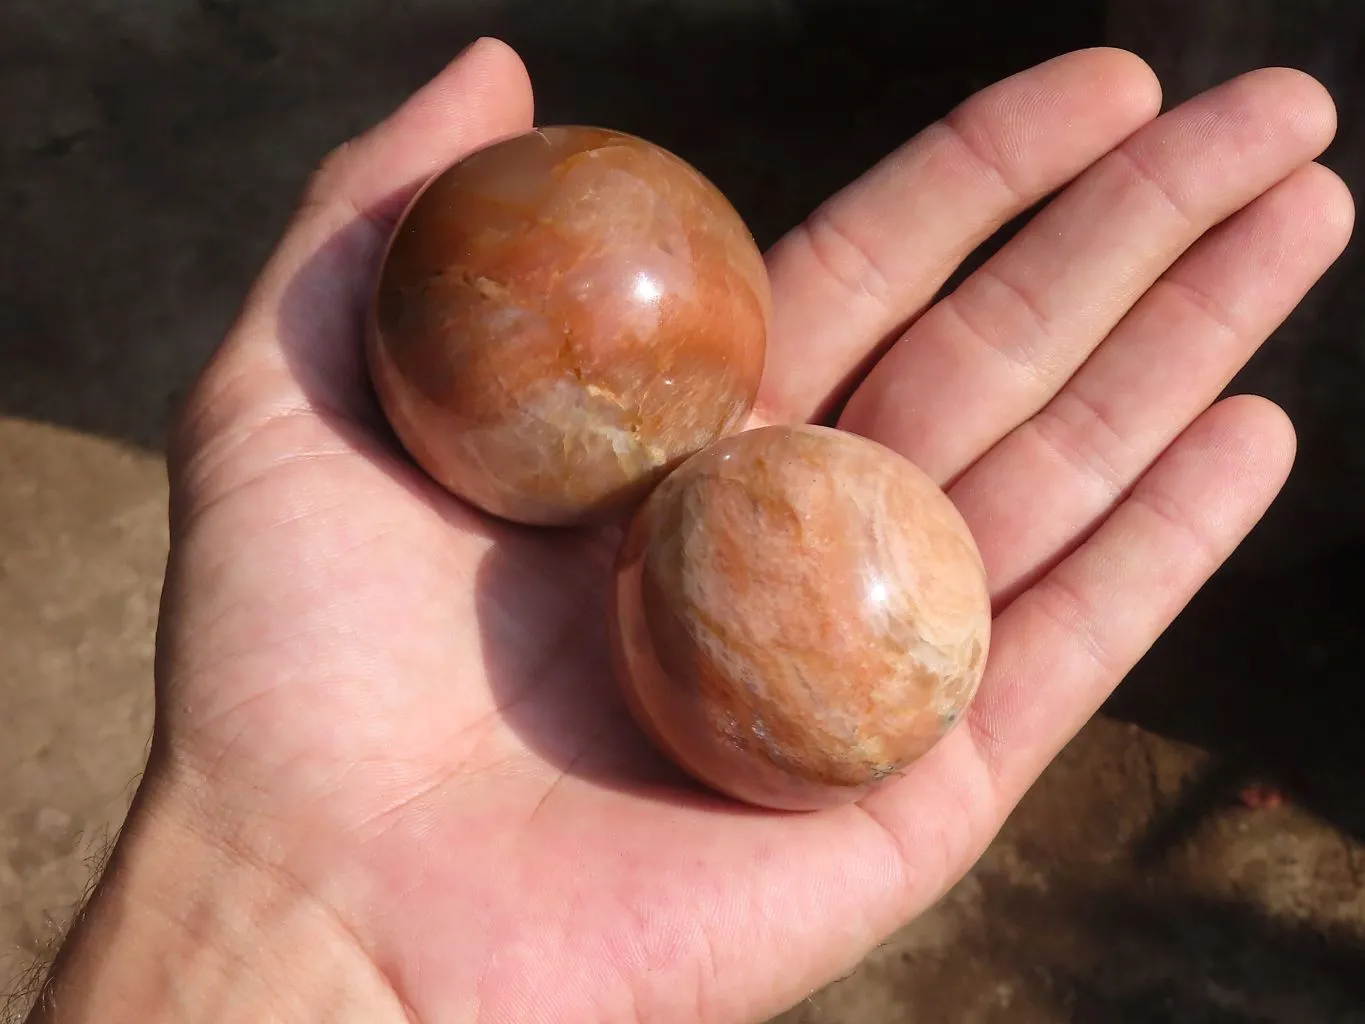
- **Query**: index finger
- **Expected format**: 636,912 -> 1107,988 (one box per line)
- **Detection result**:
757,47 -> 1162,424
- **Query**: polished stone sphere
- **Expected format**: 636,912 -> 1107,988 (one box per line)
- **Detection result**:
367,126 -> 771,526
609,425 -> 992,810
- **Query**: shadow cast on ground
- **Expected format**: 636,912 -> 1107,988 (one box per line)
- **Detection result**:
1109,541 -> 1365,848
992,876 -> 1365,1021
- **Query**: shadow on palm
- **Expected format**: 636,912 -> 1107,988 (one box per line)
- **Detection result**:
271,195 -> 789,820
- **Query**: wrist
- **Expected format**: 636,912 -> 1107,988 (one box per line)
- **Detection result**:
25,764 -> 411,1024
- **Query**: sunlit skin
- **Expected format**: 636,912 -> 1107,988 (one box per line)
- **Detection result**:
25,38 -> 1352,1024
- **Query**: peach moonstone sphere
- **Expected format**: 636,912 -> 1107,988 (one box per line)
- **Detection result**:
367,126 -> 771,526
610,425 -> 993,811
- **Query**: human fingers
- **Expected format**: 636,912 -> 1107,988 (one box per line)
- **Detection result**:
840,68 -> 1337,483
758,48 -> 1162,424
953,162 -> 1353,603
859,395 -> 1296,860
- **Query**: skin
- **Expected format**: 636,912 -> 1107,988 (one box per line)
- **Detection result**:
21,37 -> 1352,1024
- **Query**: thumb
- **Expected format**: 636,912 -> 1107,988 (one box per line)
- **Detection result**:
170,38 -> 534,495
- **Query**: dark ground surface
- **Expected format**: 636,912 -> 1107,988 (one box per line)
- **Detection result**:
3,1 -> 1365,1020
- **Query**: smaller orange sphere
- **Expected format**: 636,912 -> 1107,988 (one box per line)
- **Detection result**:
367,126 -> 771,526
609,425 -> 992,811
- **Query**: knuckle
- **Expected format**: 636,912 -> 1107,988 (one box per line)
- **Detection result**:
799,203 -> 893,307
302,137 -> 359,208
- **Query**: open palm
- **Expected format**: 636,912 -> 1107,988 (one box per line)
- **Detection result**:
145,40 -> 1350,1023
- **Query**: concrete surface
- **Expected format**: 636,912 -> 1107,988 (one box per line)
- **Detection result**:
3,1 -> 1364,1020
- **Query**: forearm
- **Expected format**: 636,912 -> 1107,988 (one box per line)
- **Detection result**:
23,778 -> 410,1024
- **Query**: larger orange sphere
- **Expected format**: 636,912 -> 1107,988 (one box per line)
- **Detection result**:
367,126 -> 771,526
609,425 -> 992,811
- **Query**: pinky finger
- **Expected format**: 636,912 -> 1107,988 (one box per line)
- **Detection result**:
965,393 -> 1297,809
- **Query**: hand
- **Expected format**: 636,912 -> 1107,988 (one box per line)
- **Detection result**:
29,38 -> 1351,1024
